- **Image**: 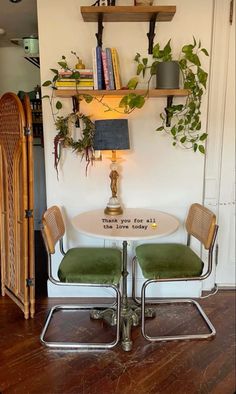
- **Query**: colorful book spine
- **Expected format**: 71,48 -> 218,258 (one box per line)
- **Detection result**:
92,47 -> 98,90
96,46 -> 105,90
105,48 -> 115,90
111,48 -> 122,90
56,86 -> 94,90
56,81 -> 94,87
59,78 -> 94,82
101,49 -> 110,90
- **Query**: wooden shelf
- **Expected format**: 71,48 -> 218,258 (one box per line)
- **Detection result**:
81,6 -> 176,22
56,89 -> 188,98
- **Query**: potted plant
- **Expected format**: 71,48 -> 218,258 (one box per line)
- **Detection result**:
133,37 -> 209,153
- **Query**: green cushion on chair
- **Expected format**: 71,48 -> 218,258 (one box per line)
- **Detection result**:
58,248 -> 122,285
136,243 -> 204,279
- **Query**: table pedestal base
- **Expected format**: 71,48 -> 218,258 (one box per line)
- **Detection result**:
90,303 -> 155,351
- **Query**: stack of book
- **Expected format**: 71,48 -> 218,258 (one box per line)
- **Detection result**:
55,69 -> 94,90
92,47 -> 122,90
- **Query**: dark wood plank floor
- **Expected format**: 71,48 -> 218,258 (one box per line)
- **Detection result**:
0,290 -> 235,394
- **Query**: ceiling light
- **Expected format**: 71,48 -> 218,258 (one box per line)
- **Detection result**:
9,0 -> 22,3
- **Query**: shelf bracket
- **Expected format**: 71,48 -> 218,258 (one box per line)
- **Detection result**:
147,14 -> 157,54
165,95 -> 173,127
95,13 -> 104,47
72,96 -> 80,128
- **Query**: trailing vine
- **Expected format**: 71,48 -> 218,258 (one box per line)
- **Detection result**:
134,37 -> 209,153
43,38 -> 209,177
53,112 -> 95,177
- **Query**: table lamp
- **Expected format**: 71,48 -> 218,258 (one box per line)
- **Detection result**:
94,119 -> 130,215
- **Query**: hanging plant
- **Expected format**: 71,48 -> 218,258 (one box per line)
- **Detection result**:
133,37 -> 209,153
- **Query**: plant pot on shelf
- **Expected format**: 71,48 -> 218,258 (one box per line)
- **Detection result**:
156,61 -> 180,89
134,1 -> 154,5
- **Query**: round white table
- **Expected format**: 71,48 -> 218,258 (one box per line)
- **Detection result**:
72,208 -> 179,241
72,208 -> 179,351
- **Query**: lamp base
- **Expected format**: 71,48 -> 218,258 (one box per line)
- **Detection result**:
104,205 -> 123,215
104,196 -> 123,216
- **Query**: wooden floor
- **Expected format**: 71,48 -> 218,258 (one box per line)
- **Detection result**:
0,290 -> 235,394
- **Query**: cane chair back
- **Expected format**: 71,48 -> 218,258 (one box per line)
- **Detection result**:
185,203 -> 216,250
42,205 -> 65,254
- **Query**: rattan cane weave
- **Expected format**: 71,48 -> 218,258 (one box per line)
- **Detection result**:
185,203 -> 216,250
42,206 -> 65,254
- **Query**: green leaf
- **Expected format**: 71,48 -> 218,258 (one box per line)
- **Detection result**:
137,63 -> 144,76
142,58 -> 148,66
171,126 -> 177,136
193,36 -> 197,47
119,96 -> 129,108
58,61 -> 67,69
50,68 -> 59,74
134,53 -> 141,62
82,94 -> 93,103
185,52 -> 201,66
198,145 -> 205,154
200,133 -> 208,141
42,80 -> 52,86
197,67 -> 208,88
127,77 -> 139,90
178,125 -> 184,132
179,58 -> 187,69
163,39 -> 172,61
71,71 -> 80,79
150,61 -> 158,75
130,95 -> 145,109
56,101 -> 62,110
201,48 -> 209,56
180,136 -> 187,143
182,44 -> 194,53
156,126 -> 164,131
53,75 -> 59,82
152,43 -> 160,58
193,143 -> 198,152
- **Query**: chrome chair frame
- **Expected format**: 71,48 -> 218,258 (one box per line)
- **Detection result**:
132,209 -> 219,342
40,209 -> 121,350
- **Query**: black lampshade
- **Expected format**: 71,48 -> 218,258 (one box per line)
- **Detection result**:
94,119 -> 130,150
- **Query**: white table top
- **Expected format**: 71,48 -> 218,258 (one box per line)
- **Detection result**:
72,208 -> 179,241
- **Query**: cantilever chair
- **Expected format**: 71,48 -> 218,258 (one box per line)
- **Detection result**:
132,203 -> 219,342
40,205 -> 122,349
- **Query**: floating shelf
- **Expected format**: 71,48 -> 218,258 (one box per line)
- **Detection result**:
81,6 -> 176,22
81,5 -> 176,52
56,89 -> 188,98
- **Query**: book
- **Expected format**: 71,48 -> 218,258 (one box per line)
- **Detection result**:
96,46 -> 105,90
111,48 -> 122,90
92,47 -> 98,90
56,86 -> 94,90
101,49 -> 110,90
105,48 -> 115,90
56,81 -> 94,87
59,78 -> 94,82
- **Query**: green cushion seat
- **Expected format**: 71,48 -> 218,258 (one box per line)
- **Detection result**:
136,243 -> 204,279
58,247 -> 122,285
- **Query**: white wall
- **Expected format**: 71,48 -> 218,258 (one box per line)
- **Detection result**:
37,0 -> 214,297
0,46 -> 40,96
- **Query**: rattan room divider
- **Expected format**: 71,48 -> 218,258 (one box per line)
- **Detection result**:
0,93 -> 35,319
